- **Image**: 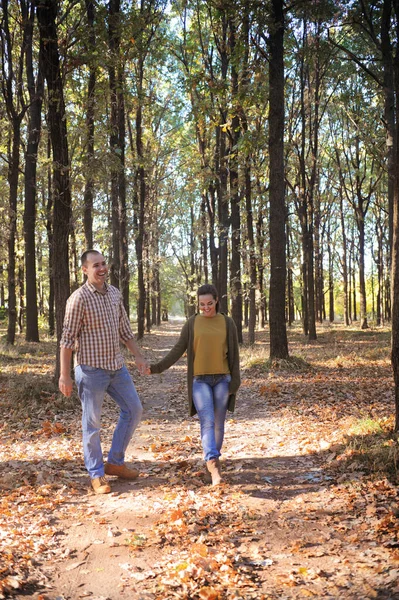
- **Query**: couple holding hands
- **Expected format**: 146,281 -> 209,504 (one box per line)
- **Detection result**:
59,250 -> 241,494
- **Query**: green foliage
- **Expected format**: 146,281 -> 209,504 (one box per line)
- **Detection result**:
0,0 -> 394,332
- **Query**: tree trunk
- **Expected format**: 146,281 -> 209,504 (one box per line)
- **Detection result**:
6,122 -> 21,345
1,0 -> 27,344
145,243 -> 151,333
200,194 -> 209,283
268,0 -> 288,359
23,0 -> 43,342
348,240 -> 352,321
37,0 -> 72,379
18,256 -> 24,334
390,0 -> 399,431
352,247 -> 357,321
117,56 -> 129,312
108,0 -> 120,289
301,228 -> 309,335
314,191 -> 323,323
339,190 -> 350,325
217,125 -> 229,314
187,205 -> 197,317
229,16 -> 243,341
134,56 -> 146,340
207,185 -> 218,286
256,208 -> 266,329
306,228 -> 317,339
216,12 -> 229,314
376,219 -> 384,325
286,220 -> 295,325
45,134 -> 55,337
245,160 -> 257,343
381,0 -> 395,270
328,228 -> 334,323
239,9 -> 256,342
358,210 -> 369,329
83,0 -> 96,250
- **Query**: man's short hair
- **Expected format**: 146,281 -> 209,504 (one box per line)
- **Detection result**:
81,249 -> 102,266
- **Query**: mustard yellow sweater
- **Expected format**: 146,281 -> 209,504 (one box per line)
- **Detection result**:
150,313 -> 241,416
193,313 -> 229,375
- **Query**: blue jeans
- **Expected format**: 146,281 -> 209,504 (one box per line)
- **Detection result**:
75,364 -> 143,479
192,374 -> 231,462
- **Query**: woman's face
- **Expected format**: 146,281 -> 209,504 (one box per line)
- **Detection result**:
198,293 -> 218,318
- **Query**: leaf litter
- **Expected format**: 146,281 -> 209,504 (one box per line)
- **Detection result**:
0,323 -> 398,599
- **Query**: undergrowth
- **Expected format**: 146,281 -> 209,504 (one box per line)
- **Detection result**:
332,417 -> 399,485
244,353 -> 312,373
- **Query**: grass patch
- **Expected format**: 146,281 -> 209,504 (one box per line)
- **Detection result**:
336,417 -> 399,484
264,355 -> 312,372
245,354 -> 312,373
361,345 -> 390,361
2,373 -> 78,418
348,418 -> 384,436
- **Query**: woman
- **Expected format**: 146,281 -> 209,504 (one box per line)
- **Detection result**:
150,284 -> 241,485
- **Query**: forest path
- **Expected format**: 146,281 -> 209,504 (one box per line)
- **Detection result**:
2,321 -> 399,599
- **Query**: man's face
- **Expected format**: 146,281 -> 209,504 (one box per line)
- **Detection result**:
82,253 -> 108,289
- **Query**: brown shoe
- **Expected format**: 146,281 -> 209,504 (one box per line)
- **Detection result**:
105,463 -> 139,480
91,476 -> 111,494
206,458 -> 222,486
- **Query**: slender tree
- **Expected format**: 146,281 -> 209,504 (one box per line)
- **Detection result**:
390,0 -> 399,431
23,0 -> 43,342
268,0 -> 288,359
108,0 -> 121,290
228,10 -> 243,341
1,0 -> 28,344
83,0 -> 96,250
37,0 -> 72,379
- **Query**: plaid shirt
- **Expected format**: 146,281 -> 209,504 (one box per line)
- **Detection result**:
60,281 -> 134,370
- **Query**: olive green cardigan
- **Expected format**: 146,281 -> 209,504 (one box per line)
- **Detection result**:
150,314 -> 241,417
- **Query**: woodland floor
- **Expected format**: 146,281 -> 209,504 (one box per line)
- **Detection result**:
1,320 -> 399,600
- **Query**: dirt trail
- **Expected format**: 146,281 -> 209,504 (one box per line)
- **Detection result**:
16,321 -> 399,599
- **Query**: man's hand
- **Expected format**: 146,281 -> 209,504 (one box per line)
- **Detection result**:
59,347 -> 73,397
135,355 -> 150,375
59,374 -> 74,397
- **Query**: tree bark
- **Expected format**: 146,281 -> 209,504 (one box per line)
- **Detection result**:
83,0 -> 96,250
215,11 -> 229,314
134,56 -> 146,340
229,17 -> 243,342
256,207 -> 266,329
37,0 -> 72,379
327,223 -> 334,323
380,0 -> 394,280
23,0 -> 43,342
45,134 -> 55,337
1,0 -> 27,344
357,205 -> 369,329
240,8 -> 256,342
286,220 -> 295,325
268,0 -> 289,359
6,121 -> 21,344
108,0 -> 121,290
117,48 -> 129,312
390,0 -> 399,431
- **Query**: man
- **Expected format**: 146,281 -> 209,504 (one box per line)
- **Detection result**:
59,249 -> 148,494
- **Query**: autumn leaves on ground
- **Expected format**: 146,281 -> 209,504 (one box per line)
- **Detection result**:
1,321 -> 399,600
